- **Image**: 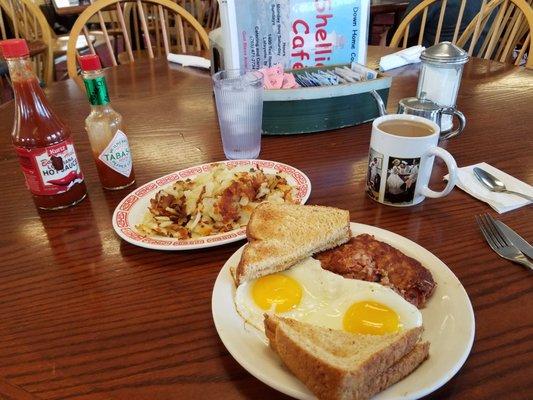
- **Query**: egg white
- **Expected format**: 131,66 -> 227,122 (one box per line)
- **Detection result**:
234,257 -> 422,333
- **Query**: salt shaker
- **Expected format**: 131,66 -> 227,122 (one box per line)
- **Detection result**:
417,42 -> 469,131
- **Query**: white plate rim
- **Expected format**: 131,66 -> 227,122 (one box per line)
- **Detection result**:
112,159 -> 311,250
212,223 -> 475,400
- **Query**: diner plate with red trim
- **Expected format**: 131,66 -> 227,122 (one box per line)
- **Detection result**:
112,159 -> 311,250
212,223 -> 475,399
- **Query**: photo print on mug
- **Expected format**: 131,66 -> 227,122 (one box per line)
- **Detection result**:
366,148 -> 384,201
384,157 -> 420,205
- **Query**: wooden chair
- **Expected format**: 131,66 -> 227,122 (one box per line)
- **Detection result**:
390,0 -> 533,68
0,0 -> 53,84
457,0 -> 533,67
66,0 -> 209,82
121,0 -> 207,60
177,0 -> 220,32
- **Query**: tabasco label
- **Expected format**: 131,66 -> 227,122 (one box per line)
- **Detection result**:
98,130 -> 133,177
15,138 -> 84,195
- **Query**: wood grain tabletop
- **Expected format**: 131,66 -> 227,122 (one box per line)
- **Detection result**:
0,47 -> 531,400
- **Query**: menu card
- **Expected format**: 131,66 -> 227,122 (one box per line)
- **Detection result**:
220,0 -> 370,70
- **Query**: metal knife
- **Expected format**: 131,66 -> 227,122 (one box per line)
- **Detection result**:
495,220 -> 533,259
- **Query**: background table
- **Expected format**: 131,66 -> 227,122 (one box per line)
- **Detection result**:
0,47 -> 532,399
371,0 -> 409,15
51,0 -> 90,16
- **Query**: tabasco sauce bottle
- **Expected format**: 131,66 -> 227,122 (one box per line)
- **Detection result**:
0,39 -> 87,210
79,54 -> 135,190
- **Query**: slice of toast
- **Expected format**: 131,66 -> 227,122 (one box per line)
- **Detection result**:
235,203 -> 350,285
265,314 -> 429,400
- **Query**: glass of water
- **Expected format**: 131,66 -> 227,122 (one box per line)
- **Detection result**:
212,69 -> 264,160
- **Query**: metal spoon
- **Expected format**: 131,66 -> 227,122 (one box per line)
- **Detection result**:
473,167 -> 533,202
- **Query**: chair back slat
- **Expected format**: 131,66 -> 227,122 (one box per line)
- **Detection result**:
162,8 -> 171,53
514,31 -> 530,63
22,3 -> 29,38
194,29 -> 201,50
82,25 -> 96,53
158,4 -> 169,56
137,0 -> 154,58
96,10 -> 118,65
176,14 -> 187,51
116,2 -> 133,62
0,9 -> 7,40
152,5 -> 160,57
7,0 -> 18,38
434,0 -> 448,44
132,5 -> 141,51
468,0 -> 487,55
402,23 -> 409,48
471,4 -> 495,56
418,7 -> 428,45
32,11 -> 36,38
452,0 -> 467,42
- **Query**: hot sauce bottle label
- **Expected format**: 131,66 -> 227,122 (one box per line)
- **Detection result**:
98,130 -> 133,177
14,139 -> 84,196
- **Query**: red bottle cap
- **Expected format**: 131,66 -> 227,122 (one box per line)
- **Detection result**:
0,39 -> 30,58
78,54 -> 102,71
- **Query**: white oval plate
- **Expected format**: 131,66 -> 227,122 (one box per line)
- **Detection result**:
112,160 -> 311,250
212,223 -> 475,399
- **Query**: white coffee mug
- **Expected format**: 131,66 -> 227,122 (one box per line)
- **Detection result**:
366,114 -> 458,206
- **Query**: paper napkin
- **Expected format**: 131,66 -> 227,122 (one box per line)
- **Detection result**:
445,162 -> 533,213
167,53 -> 211,69
379,45 -> 425,71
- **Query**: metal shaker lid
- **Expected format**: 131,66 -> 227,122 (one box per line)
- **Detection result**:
420,41 -> 469,65
399,94 -> 443,111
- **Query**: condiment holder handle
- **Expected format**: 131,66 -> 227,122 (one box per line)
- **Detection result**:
439,107 -> 466,140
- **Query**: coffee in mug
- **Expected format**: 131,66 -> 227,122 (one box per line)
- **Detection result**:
377,120 -> 435,137
366,114 -> 458,207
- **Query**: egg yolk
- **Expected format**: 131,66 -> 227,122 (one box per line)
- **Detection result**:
251,274 -> 303,313
343,301 -> 400,335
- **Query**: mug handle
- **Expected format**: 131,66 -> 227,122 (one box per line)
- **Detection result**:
417,147 -> 458,198
440,108 -> 466,140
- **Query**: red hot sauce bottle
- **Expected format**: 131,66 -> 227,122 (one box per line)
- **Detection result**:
78,54 -> 135,190
0,39 -> 87,210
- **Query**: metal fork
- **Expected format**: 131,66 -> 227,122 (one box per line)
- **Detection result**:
476,214 -> 533,271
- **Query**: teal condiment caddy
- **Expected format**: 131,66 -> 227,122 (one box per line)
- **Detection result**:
262,65 -> 391,135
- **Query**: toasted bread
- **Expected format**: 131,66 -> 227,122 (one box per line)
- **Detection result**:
264,314 -> 429,400
235,203 -> 350,285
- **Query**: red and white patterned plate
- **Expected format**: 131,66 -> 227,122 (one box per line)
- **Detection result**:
112,160 -> 312,250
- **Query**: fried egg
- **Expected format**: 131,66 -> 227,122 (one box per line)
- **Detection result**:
234,258 -> 422,335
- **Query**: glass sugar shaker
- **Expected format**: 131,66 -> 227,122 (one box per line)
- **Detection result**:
417,42 -> 469,131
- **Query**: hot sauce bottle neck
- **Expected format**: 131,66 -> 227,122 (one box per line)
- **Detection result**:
79,54 -> 112,107
0,39 -> 37,83
6,57 -> 41,86
82,72 -> 111,107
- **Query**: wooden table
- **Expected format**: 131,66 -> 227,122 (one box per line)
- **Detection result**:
0,47 -> 532,399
